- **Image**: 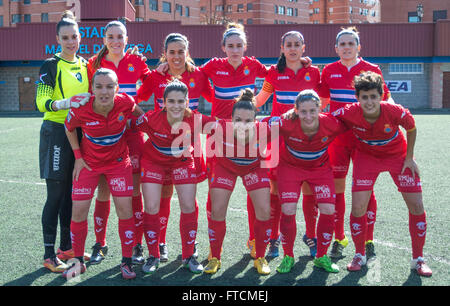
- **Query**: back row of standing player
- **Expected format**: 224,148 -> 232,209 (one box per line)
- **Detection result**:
37,10 -> 431,279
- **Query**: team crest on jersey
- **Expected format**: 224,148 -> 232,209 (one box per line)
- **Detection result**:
128,64 -> 135,72
384,124 -> 392,133
244,66 -> 250,75
189,78 -> 195,88
321,136 -> 329,143
304,72 -> 311,82
118,112 -> 124,122
75,72 -> 83,83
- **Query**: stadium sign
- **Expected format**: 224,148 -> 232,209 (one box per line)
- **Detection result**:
385,80 -> 411,93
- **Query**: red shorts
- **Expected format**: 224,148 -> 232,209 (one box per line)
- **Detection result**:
352,150 -> 422,193
125,129 -> 145,174
194,154 -> 207,183
328,131 -> 357,179
140,158 -> 197,185
209,162 -> 270,192
72,163 -> 133,201
277,162 -> 336,204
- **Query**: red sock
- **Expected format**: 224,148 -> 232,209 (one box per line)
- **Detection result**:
270,193 -> 281,239
208,218 -> 226,259
302,194 -> 318,239
93,199 -> 110,246
118,218 -> 135,258
132,194 -> 144,245
70,220 -> 88,258
143,212 -> 160,258
247,194 -> 256,240
254,219 -> 272,258
366,192 -> 377,242
280,213 -> 296,258
159,196 -> 171,244
334,193 -> 346,241
316,214 -> 335,258
180,210 -> 198,260
206,193 -> 212,221
350,214 -> 367,256
409,212 -> 427,259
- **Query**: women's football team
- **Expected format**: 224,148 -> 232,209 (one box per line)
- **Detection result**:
36,10 -> 432,280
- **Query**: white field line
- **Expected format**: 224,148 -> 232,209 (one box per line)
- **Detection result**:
0,179 -> 45,185
230,207 -> 450,266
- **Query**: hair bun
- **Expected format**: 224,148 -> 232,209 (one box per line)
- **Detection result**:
61,10 -> 75,21
238,88 -> 255,103
226,22 -> 244,32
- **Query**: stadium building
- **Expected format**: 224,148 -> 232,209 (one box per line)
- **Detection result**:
0,0 -> 449,113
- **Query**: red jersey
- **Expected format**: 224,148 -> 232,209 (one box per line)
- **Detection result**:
273,113 -> 347,169
211,120 -> 270,174
263,65 -> 321,116
87,52 -> 150,97
136,67 -> 214,111
64,93 -> 136,171
319,58 -> 390,113
134,111 -> 215,166
201,56 -> 268,119
333,102 -> 416,159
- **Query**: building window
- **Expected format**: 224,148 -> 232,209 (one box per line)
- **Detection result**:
176,4 -> 182,16
200,7 -> 206,13
41,13 -> 48,22
24,0 -> 31,4
279,6 -> 285,15
24,14 -> 31,22
389,63 -> 423,74
247,18 -> 253,24
313,8 -> 319,14
162,1 -> 171,13
237,4 -> 244,12
408,11 -> 419,23
274,5 -> 277,14
0,0 -> 3,6
12,14 -> 21,24
185,6 -> 189,17
433,10 -> 447,22
287,8 -> 293,16
247,3 -> 253,12
135,17 -> 144,21
227,5 -> 232,13
0,16 -> 3,27
135,0 -> 143,5
149,0 -> 158,11
215,5 -> 223,12
41,0 -> 48,3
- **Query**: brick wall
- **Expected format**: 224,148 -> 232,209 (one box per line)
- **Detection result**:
0,66 -> 39,111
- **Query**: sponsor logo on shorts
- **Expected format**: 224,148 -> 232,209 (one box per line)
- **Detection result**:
281,192 -> 298,199
315,185 -> 331,199
330,74 -> 342,78
73,187 -> 92,195
243,173 -> 259,186
110,177 -> 126,192
144,171 -> 163,180
216,71 -> 229,75
398,175 -> 417,187
355,179 -> 373,187
173,167 -> 188,180
53,145 -> 61,171
216,177 -> 234,187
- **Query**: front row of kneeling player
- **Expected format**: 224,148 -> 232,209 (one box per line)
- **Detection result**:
61,68 -> 431,280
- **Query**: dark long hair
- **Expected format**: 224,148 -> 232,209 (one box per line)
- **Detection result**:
276,31 -> 304,73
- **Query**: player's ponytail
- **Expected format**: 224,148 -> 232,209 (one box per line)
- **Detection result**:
232,88 -> 257,118
93,20 -> 128,70
56,10 -> 78,35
